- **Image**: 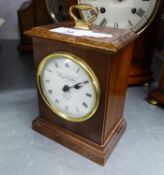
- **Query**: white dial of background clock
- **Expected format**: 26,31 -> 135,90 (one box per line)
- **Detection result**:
78,0 -> 159,33
37,53 -> 100,122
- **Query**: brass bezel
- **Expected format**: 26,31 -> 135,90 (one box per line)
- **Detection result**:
77,0 -> 160,34
37,52 -> 100,122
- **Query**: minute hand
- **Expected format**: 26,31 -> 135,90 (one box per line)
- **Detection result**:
73,80 -> 89,89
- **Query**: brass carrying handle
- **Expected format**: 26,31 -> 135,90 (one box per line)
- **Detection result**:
69,4 -> 98,30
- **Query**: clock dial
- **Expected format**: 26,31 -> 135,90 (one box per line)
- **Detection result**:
78,0 -> 159,33
37,52 -> 100,122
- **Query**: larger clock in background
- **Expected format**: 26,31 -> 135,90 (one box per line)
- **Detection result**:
78,0 -> 160,34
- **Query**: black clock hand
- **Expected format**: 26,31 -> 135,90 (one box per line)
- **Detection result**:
73,80 -> 89,89
62,80 -> 89,92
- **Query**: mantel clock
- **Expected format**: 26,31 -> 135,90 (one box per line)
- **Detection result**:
25,5 -> 137,165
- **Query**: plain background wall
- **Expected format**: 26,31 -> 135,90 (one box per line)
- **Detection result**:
0,0 -> 26,39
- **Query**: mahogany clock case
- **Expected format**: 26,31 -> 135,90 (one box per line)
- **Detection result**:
26,23 -> 137,165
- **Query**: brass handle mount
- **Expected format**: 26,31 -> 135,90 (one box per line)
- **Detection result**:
69,4 -> 98,30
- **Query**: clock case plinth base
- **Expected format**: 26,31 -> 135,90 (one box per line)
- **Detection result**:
33,116 -> 126,165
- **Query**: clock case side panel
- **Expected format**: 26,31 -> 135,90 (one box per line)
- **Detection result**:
102,42 -> 134,143
32,37 -> 111,145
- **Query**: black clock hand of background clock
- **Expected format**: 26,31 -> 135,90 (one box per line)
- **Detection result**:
62,80 -> 89,92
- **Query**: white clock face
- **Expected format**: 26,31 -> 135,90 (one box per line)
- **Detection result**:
37,52 -> 100,122
78,0 -> 159,33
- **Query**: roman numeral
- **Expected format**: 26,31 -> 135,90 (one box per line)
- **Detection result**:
99,17 -> 107,27
55,99 -> 59,104
128,20 -> 133,30
45,79 -> 50,83
48,90 -> 53,94
76,107 -> 79,112
47,69 -> 52,72
128,20 -> 133,26
86,93 -> 92,97
114,22 -> 118,28
82,102 -> 88,108
76,68 -> 80,73
54,61 -> 58,68
65,105 -> 69,111
136,8 -> 145,17
84,80 -> 89,84
65,63 -> 69,68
